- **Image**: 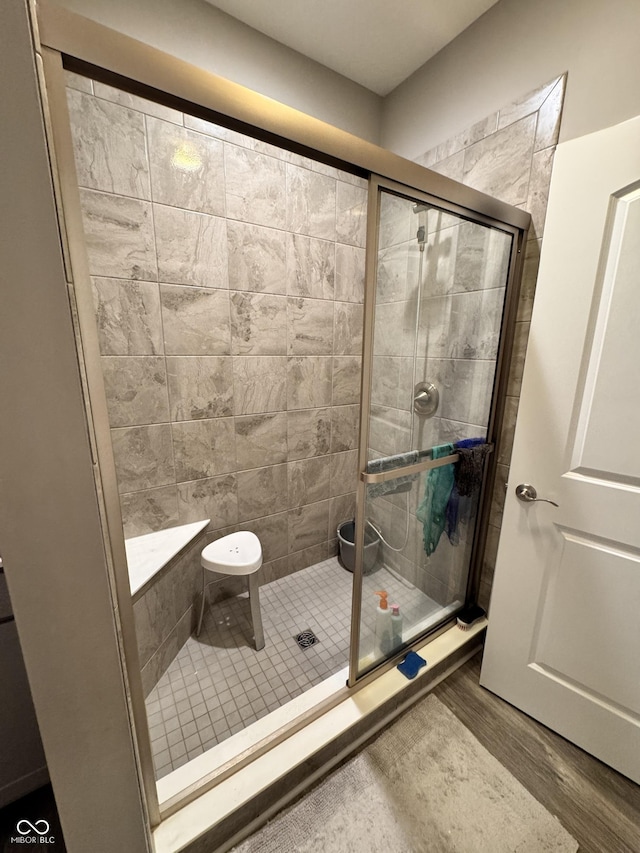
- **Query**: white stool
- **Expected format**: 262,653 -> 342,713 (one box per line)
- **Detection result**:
196,531 -> 265,651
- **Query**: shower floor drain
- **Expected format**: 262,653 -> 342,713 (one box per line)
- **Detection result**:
294,629 -> 320,650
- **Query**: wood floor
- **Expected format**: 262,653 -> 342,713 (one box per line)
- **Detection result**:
434,653 -> 640,853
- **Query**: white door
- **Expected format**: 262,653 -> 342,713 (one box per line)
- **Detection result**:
481,116 -> 640,784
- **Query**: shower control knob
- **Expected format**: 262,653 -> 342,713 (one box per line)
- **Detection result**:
515,483 -> 559,507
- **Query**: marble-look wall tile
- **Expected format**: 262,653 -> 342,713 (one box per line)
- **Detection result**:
287,456 -> 330,508
524,147 -> 555,238
160,285 -> 231,355
335,243 -> 365,303
431,150 -> 465,182
93,81 -> 183,124
420,288 -> 506,361
372,301 -> 413,357
235,412 -> 287,468
65,70 -> 92,93
287,408 -> 331,460
120,485 -> 179,537
288,543 -> 328,573
287,499 -> 330,553
67,90 -> 150,200
379,194 -> 413,249
259,556 -> 290,585
154,205 -> 228,289
423,223 -> 458,298
462,115 -> 536,207
452,221 -> 511,293
242,512 -> 288,562
517,240 -> 541,323
233,356 -> 287,414
332,356 -> 361,406
133,576 -> 172,663
488,463 -> 509,529
92,277 -> 162,355
101,356 -> 169,427
147,117 -> 225,216
79,189 -> 157,281
166,356 -> 233,420
287,297 -> 334,355
368,405 -> 411,457
227,221 -> 287,294
237,464 -> 288,522
287,357 -> 332,410
334,302 -> 364,356
376,243 -> 410,304
331,404 -> 359,453
436,417 -> 486,445
171,417 -> 236,481
329,450 -> 358,497
427,358 -> 495,427
329,493 -> 356,535
185,113 -> 252,146
177,474 -> 237,527
111,424 -> 175,492
225,144 -> 286,229
371,355 -> 400,408
286,165 -> 336,240
497,77 -> 558,130
535,78 -> 565,152
506,321 -> 530,396
336,181 -> 367,248
230,292 -> 287,355
286,233 -> 335,299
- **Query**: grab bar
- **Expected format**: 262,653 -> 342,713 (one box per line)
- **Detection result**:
360,444 -> 493,486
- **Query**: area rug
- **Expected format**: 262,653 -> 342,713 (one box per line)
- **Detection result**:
232,694 -> 578,853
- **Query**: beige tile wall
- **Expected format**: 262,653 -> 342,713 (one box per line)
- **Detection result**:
65,72 -> 367,583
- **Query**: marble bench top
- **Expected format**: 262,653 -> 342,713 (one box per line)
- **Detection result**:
126,520 -> 209,597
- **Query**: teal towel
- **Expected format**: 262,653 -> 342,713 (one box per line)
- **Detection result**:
416,443 -> 455,556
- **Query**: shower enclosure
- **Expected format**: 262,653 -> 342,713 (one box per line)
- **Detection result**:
34,2 -> 528,831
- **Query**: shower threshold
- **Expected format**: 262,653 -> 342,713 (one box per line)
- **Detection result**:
153,617 -> 486,851
150,555 -> 463,806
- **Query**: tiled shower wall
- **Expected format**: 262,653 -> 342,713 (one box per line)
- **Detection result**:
65,71 -> 366,582
413,74 -> 566,610
367,196 -> 511,605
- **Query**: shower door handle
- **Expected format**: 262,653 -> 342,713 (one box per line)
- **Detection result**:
515,483 -> 559,507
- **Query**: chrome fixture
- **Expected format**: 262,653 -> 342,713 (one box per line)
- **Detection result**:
515,483 -> 559,507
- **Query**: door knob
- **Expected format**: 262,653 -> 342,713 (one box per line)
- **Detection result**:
515,483 -> 559,507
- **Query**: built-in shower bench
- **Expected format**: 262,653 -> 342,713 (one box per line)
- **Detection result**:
125,520 -> 210,695
126,520 -> 209,598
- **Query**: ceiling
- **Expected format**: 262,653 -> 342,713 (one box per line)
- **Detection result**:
204,0 -> 500,96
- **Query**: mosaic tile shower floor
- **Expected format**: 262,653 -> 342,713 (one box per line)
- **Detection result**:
145,556 -> 441,779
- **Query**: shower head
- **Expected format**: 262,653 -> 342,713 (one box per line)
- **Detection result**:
412,203 -> 431,214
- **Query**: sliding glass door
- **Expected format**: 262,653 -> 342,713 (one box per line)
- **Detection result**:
350,180 -> 517,680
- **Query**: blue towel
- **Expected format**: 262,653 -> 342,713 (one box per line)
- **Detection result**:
416,444 -> 455,556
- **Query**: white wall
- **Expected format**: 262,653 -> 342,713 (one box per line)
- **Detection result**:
57,0 -> 382,143
382,0 -> 640,159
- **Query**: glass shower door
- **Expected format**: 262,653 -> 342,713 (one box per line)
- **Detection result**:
351,181 -> 515,680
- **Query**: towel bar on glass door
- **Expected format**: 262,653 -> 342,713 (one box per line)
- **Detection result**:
360,444 -> 494,486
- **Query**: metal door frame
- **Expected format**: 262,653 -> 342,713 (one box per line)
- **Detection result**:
349,175 -> 526,686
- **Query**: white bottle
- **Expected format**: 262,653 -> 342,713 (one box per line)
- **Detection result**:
390,603 -> 403,650
374,591 -> 392,657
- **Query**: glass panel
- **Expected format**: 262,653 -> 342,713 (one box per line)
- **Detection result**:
356,189 -> 513,676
